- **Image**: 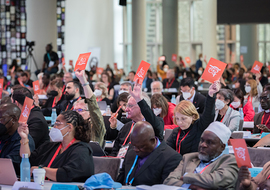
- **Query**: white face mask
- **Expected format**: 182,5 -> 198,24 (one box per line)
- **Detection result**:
200,58 -> 203,62
245,86 -> 251,93
49,125 -> 69,142
215,99 -> 225,110
182,92 -> 192,100
153,108 -> 162,116
163,68 -> 168,72
198,70 -> 202,75
231,101 -> 241,109
119,90 -> 129,95
94,89 -> 102,97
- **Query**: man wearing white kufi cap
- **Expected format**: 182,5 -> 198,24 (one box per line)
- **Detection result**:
164,122 -> 239,190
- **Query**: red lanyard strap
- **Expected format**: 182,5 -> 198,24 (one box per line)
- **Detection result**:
176,129 -> 190,154
47,138 -> 76,168
200,164 -> 210,174
65,97 -> 81,111
166,78 -> 175,88
122,123 -> 134,146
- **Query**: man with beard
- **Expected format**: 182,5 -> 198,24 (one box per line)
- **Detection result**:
0,103 -> 35,174
63,81 -> 82,111
253,90 -> 270,133
164,122 -> 239,190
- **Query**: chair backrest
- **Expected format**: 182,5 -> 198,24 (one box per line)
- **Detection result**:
238,119 -> 244,131
89,142 -> 106,156
248,147 -> 270,167
231,132 -> 244,139
164,129 -> 173,142
93,156 -> 121,181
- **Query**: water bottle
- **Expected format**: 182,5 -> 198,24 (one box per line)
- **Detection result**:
106,105 -> 111,116
20,154 -> 30,182
239,108 -> 244,120
171,95 -> 176,104
51,108 -> 57,126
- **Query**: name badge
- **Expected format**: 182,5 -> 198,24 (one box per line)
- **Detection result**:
117,145 -> 129,158
48,61 -> 54,67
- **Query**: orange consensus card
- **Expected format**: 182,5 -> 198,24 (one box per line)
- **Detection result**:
133,60 -> 151,85
240,55 -> 244,62
185,57 -> 191,64
172,54 -> 177,62
114,63 -> 118,70
96,67 -> 104,75
32,80 -> 40,95
19,96 -> 34,123
62,57 -> 65,66
251,61 -> 263,74
74,52 -> 91,71
201,57 -> 227,83
230,139 -> 252,168
158,56 -> 165,61
0,79 -> 3,99
18,77 -> 24,87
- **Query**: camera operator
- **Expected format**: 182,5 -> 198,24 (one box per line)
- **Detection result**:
42,43 -> 59,75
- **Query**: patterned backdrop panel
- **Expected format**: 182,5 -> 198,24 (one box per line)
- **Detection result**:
57,0 -> 65,63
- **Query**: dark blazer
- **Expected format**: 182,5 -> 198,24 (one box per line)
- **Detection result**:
144,77 -> 153,92
162,78 -> 180,89
180,91 -> 206,114
166,94 -> 216,156
253,111 -> 264,133
27,106 -> 50,148
117,141 -> 182,186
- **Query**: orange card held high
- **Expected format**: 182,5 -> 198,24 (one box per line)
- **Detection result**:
251,61 -> 263,74
0,78 -> 3,99
230,139 -> 252,168
74,52 -> 91,71
133,60 -> 151,85
62,57 -> 65,66
172,54 -> 177,62
201,57 -> 227,83
96,67 -> 104,75
185,57 -> 191,64
19,96 -> 34,123
33,80 -> 40,95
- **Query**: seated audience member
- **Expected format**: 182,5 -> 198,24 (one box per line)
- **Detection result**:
117,121 -> 182,186
94,82 -> 111,105
18,110 -> 94,182
111,82 -> 132,113
0,103 -> 35,174
63,72 -> 73,86
41,79 -> 65,116
63,81 -> 82,111
73,69 -> 106,146
238,162 -> 270,190
164,122 -> 238,189
166,81 -> 220,156
127,71 -> 136,85
151,81 -> 163,95
19,72 -> 33,88
156,63 -> 168,81
231,88 -> 255,121
109,80 -> 164,157
101,71 -> 115,102
214,89 -> 240,132
40,73 -> 50,94
151,94 -> 178,130
11,87 -> 49,148
253,90 -> 270,133
152,72 -> 160,81
142,70 -> 153,92
178,77 -> 206,114
162,69 -> 180,89
244,77 -> 263,109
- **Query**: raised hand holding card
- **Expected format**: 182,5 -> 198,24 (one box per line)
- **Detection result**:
230,139 -> 252,168
251,61 -> 263,74
133,60 -> 151,85
19,97 -> 34,123
33,80 -> 40,95
74,52 -> 91,71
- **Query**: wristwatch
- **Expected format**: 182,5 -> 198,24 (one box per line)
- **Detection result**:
82,82 -> 89,87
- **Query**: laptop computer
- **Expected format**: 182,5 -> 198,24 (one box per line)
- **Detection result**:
0,158 -> 18,185
97,101 -> 107,111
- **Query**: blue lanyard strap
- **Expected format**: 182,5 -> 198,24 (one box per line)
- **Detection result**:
47,53 -> 51,61
126,155 -> 138,185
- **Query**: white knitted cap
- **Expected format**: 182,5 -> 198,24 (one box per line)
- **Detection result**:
204,121 -> 231,144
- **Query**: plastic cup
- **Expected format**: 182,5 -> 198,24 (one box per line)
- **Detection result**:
32,168 -> 46,186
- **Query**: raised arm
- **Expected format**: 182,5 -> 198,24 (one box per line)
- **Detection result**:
18,122 -> 31,157
75,69 -> 93,99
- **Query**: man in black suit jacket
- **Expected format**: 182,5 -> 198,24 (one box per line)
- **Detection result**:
179,77 -> 206,114
117,121 -> 182,186
162,69 -> 180,89
11,87 -> 49,148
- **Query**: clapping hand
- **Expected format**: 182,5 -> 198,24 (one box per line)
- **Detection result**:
208,80 -> 221,97
129,79 -> 142,103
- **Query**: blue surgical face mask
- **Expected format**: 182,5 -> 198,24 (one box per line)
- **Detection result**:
178,76 -> 183,80
6,75 -> 11,81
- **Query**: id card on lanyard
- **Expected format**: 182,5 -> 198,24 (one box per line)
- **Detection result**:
117,123 -> 134,158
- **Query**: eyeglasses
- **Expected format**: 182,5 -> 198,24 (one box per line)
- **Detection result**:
126,104 -> 138,108
260,96 -> 269,101
54,121 -> 64,127
73,109 -> 89,113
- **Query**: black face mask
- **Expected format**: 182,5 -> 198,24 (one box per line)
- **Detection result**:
0,123 -> 7,136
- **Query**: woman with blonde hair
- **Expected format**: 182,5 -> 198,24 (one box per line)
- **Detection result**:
244,73 -> 263,109
166,81 -> 220,156
94,82 -> 111,105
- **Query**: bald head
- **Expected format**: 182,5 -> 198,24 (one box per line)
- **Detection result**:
130,121 -> 157,158
0,103 -> 21,120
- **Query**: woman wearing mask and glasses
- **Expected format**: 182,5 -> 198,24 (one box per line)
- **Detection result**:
18,110 -> 94,182
214,89 -> 240,132
244,73 -> 263,109
231,88 -> 255,121
151,93 -> 178,130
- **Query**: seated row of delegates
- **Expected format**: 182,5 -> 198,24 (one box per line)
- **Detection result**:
214,88 -> 241,132
166,80 -> 220,156
94,82 -> 111,106
230,88 -> 255,121
73,69 -> 106,146
151,94 -> 178,130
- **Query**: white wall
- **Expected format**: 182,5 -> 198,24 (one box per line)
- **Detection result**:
26,0 -> 57,77
65,0 -> 114,70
